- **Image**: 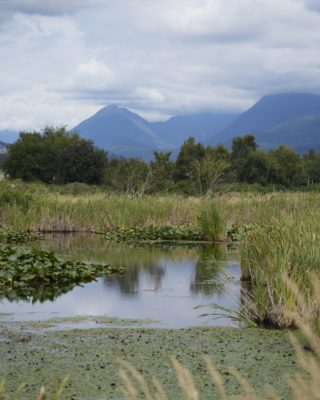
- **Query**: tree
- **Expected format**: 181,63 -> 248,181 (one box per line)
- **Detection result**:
267,145 -> 304,186
303,149 -> 320,185
103,158 -> 150,195
56,139 -> 107,184
231,134 -> 257,160
150,151 -> 174,192
3,126 -> 107,184
174,137 -> 206,194
230,134 -> 258,182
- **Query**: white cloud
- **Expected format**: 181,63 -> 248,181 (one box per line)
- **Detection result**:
0,0 -> 320,133
136,87 -> 166,103
74,59 -> 114,90
133,0 -> 266,42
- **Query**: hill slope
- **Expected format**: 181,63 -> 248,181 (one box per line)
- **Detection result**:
208,93 -> 320,151
152,113 -> 236,148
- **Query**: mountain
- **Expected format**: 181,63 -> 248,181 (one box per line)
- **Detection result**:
72,105 -> 164,159
72,105 -> 237,159
208,93 -> 320,152
256,114 -> 320,153
0,130 -> 18,144
152,113 -> 236,148
0,140 -> 8,155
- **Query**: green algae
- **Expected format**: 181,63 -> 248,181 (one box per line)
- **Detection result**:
0,322 -> 309,400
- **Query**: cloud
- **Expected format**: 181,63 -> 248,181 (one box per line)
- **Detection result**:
0,0 -> 320,132
133,0 -> 266,42
301,0 -> 320,12
0,0 -> 106,16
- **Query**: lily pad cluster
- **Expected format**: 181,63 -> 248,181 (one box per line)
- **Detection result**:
226,224 -> 252,241
105,226 -> 207,242
0,228 -> 40,244
0,246 -> 126,302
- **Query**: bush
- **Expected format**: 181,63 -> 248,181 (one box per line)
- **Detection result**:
198,204 -> 224,241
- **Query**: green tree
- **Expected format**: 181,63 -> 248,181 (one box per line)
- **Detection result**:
303,149 -> 320,185
231,134 -> 257,160
174,137 -> 206,194
3,126 -> 107,184
103,158 -> 150,195
56,139 -> 107,184
267,145 -> 304,186
150,151 -> 174,192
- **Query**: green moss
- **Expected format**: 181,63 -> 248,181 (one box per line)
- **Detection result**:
0,322 -> 308,399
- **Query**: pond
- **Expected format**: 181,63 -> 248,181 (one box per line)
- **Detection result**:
0,234 -> 241,328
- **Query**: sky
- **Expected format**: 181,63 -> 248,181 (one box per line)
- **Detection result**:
0,0 -> 320,137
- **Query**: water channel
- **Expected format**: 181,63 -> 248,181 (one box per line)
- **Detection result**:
0,234 -> 241,328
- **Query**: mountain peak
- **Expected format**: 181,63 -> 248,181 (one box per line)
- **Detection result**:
96,104 -> 121,116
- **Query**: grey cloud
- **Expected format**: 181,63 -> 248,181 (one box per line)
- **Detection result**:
302,0 -> 320,12
0,0 -> 106,16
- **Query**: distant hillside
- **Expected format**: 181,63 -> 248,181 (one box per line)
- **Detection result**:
0,141 -> 8,155
208,93 -> 320,152
152,113 -> 236,148
256,114 -> 320,153
72,105 -> 237,159
0,130 -> 18,144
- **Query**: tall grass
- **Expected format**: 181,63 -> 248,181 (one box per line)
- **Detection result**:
0,181 -> 206,232
1,180 -> 318,235
240,197 -> 320,328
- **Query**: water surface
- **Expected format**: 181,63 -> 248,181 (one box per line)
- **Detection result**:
0,234 -> 241,328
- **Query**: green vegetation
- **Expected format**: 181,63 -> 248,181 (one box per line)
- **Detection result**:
105,226 -> 207,242
3,127 -> 320,194
240,214 -> 320,329
3,127 -> 107,184
0,246 -> 125,302
0,229 -> 40,244
198,204 -> 224,241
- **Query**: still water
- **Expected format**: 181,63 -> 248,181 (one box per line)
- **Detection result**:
0,234 -> 241,328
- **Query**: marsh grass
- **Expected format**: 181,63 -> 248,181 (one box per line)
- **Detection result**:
240,209 -> 320,328
1,181 -> 318,236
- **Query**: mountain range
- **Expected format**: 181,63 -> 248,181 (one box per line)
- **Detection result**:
72,105 -> 236,159
1,93 -> 320,160
209,93 -> 320,151
73,93 -> 320,159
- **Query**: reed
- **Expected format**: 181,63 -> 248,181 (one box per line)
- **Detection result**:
240,209 -> 320,328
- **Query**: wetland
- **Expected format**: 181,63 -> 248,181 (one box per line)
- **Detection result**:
1,188 -> 320,399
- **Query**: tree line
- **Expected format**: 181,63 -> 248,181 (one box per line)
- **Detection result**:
3,126 -> 320,195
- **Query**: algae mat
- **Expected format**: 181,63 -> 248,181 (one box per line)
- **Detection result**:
0,322 -> 304,399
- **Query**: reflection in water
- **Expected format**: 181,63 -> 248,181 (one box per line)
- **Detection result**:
106,263 -> 165,296
190,245 -> 226,295
0,234 -> 241,328
1,283 -> 77,304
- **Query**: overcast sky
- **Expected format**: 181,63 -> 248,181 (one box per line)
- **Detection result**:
0,0 -> 320,135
